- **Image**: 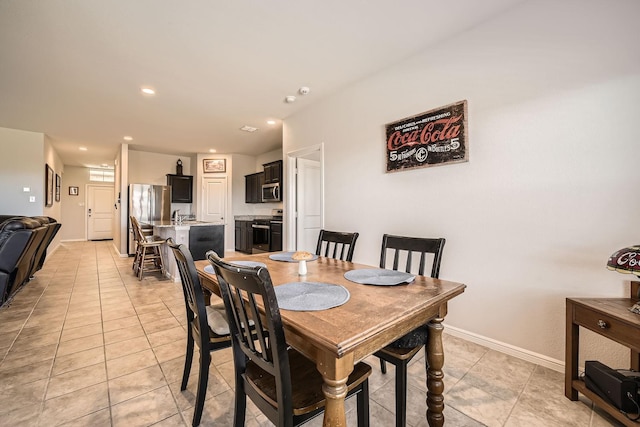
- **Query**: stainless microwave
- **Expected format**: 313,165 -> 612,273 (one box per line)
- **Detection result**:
261,182 -> 281,202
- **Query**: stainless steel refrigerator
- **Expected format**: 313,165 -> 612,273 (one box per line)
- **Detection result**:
128,184 -> 171,255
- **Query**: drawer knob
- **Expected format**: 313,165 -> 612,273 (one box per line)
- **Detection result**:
597,319 -> 608,329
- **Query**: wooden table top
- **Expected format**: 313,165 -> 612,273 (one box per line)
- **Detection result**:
195,252 -> 466,362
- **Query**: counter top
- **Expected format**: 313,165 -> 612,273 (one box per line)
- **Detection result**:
234,215 -> 281,221
143,220 -> 223,228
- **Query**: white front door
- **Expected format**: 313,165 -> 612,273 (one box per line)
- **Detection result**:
201,177 -> 227,224
296,158 -> 322,252
87,185 -> 114,240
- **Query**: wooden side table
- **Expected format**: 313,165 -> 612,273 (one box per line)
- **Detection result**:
565,282 -> 640,426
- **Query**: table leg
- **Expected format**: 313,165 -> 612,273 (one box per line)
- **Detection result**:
631,350 -> 639,372
426,316 -> 445,427
565,300 -> 579,400
317,352 -> 354,427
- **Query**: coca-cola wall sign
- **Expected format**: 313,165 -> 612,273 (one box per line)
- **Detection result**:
385,100 -> 468,173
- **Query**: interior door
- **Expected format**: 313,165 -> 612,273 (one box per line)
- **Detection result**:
201,177 -> 226,224
87,185 -> 114,240
296,158 -> 322,252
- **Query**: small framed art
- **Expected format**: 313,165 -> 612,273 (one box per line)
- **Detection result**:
55,174 -> 61,202
45,164 -> 54,207
203,159 -> 226,173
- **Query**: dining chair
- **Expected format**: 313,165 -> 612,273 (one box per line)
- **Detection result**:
315,229 -> 359,262
375,234 -> 445,427
207,251 -> 372,427
167,239 -> 232,427
130,216 -> 166,280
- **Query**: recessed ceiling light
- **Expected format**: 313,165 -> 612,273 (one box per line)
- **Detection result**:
141,87 -> 155,95
123,136 -> 133,141
284,96 -> 296,103
266,120 -> 276,125
209,149 -> 217,153
240,125 -> 258,133
79,147 -> 88,151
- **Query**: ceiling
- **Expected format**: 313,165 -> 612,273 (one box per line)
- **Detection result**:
0,0 -> 523,168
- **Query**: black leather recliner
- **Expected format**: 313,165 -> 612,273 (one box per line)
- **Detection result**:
0,216 -> 60,305
29,216 -> 61,278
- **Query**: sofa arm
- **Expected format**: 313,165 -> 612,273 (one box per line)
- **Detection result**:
0,231 -> 34,273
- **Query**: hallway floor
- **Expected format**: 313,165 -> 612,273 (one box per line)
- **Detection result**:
0,241 -> 622,426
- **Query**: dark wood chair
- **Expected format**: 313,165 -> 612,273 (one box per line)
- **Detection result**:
131,216 -> 166,280
374,234 -> 445,427
315,229 -> 359,261
207,251 -> 372,427
167,239 -> 232,427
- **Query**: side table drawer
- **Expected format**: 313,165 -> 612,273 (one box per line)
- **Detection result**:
574,305 -> 640,350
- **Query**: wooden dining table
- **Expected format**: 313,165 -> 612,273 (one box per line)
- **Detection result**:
195,252 -> 466,427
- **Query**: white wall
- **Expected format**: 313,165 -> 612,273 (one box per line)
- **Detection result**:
128,149 -> 194,216
43,137 -> 63,233
256,149 -> 282,171
128,150 -> 192,185
283,0 -> 640,368
0,127 -> 45,215
60,166 -> 92,241
195,153 -> 233,251
232,154 -> 261,217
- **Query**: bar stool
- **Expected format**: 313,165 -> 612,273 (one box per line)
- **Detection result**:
130,216 -> 166,280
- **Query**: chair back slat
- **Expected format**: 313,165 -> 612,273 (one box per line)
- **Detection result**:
167,238 -> 210,347
130,216 -> 143,243
380,234 -> 445,278
315,230 -> 359,262
207,251 -> 293,414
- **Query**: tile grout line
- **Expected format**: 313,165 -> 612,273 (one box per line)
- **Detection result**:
38,243 -> 80,425
108,242 -> 189,426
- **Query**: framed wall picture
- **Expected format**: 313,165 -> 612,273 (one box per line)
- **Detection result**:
203,158 -> 226,173
55,173 -> 61,202
385,100 -> 468,173
45,164 -> 54,207
69,186 -> 79,196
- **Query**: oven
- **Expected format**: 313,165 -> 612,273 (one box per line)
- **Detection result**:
251,220 -> 270,253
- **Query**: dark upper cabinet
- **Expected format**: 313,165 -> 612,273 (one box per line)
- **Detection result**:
245,172 -> 264,204
263,160 -> 282,184
167,174 -> 193,203
245,160 -> 283,204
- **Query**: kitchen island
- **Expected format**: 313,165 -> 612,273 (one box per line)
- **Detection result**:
143,221 -> 224,282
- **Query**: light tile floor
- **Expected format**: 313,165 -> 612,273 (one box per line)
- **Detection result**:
0,241 -> 623,426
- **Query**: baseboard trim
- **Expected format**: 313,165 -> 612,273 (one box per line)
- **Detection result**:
444,324 -> 564,373
60,239 -> 86,242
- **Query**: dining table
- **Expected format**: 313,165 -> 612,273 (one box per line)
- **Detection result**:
195,252 -> 466,427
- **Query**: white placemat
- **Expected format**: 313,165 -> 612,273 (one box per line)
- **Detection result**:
274,282 -> 349,311
269,252 -> 319,262
344,268 -> 415,286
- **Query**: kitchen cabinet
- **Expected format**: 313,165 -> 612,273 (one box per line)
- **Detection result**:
189,225 -> 224,260
167,174 -> 193,203
263,160 -> 282,184
234,220 -> 253,253
245,172 -> 264,204
152,223 -> 223,281
565,284 -> 640,426
270,222 -> 282,252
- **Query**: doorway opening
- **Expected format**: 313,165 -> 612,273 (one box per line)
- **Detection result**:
286,144 -> 324,252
